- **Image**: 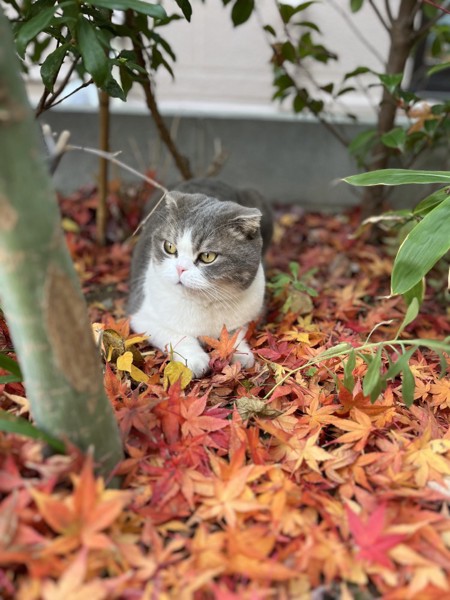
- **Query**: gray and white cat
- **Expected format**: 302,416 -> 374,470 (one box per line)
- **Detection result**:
128,179 -> 273,377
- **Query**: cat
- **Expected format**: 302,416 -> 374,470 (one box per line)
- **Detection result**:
128,178 -> 273,377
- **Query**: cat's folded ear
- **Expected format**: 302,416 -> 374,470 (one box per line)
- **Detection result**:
230,208 -> 262,239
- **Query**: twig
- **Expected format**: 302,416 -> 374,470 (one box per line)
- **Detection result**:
125,10 -> 192,180
204,138 -> 229,177
422,0 -> 450,14
45,79 -> 94,111
36,59 -> 80,117
384,0 -> 394,24
329,0 -> 385,65
368,0 -> 390,33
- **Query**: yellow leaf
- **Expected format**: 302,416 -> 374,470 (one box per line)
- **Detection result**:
61,217 -> 80,233
130,364 -> 149,384
116,351 -> 133,373
163,361 -> 193,390
125,335 -> 148,347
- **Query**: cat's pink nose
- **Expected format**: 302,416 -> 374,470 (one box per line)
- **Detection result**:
176,265 -> 187,277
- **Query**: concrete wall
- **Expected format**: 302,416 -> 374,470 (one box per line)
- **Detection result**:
43,109 -> 366,209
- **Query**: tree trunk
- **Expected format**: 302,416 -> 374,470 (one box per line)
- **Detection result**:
364,0 -> 422,214
0,10 -> 123,477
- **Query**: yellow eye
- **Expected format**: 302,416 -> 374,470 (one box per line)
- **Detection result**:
198,251 -> 217,264
163,240 -> 177,255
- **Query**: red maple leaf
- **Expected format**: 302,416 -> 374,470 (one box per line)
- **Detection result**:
347,504 -> 406,570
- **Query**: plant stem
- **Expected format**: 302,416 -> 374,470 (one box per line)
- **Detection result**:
97,89 -> 110,246
126,10 -> 193,180
263,337 -> 450,400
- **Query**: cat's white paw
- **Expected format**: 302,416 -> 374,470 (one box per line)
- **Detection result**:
183,349 -> 211,378
231,340 -> 255,370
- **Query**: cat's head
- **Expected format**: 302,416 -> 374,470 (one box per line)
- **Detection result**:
149,191 -> 263,293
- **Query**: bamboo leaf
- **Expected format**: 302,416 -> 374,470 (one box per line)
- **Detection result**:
0,352 -> 22,378
343,350 -> 356,391
344,169 -> 450,187
413,187 -> 450,216
362,348 -> 382,397
0,409 -> 65,452
401,364 -> 415,407
396,297 -> 420,338
391,195 -> 450,295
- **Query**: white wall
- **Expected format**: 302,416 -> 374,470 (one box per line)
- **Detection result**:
151,0 -> 390,121
25,0 -> 391,122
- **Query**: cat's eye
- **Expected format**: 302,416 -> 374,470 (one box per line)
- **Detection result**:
198,251 -> 217,264
163,240 -> 177,255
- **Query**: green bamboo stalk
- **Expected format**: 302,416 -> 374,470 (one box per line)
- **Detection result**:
0,9 -> 123,477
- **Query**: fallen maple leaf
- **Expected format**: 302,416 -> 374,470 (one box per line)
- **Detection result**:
32,453 -> 130,554
347,503 -> 406,569
180,394 -> 229,439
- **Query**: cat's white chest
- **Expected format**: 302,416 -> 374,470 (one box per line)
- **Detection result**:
131,261 -> 265,339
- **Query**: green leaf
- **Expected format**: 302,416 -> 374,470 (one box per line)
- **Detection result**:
391,195 -> 450,295
344,169 -> 450,187
76,16 -> 109,87
381,127 -> 406,150
279,2 -> 316,23
362,348 -> 382,397
231,0 -> 254,26
0,374 -> 23,384
401,364 -> 415,407
16,6 -> 56,57
0,409 -> 65,453
174,0 -> 192,21
413,187 -> 450,216
428,61 -> 450,76
40,44 -> 70,92
343,350 -> 356,391
103,75 -> 126,101
378,72 -> 403,94
348,129 -> 376,156
281,40 -> 297,62
384,348 -> 416,381
87,0 -> 166,19
0,352 -> 22,379
350,0 -> 364,12
344,66 -> 371,81
402,279 -> 425,308
396,297 -> 420,338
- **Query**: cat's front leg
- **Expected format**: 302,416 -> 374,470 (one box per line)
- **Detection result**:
130,313 -> 210,377
231,327 -> 255,370
170,336 -> 210,378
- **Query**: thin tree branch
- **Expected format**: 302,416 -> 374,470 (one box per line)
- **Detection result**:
35,58 -> 80,117
384,0 -> 394,24
417,1 -> 450,38
125,10 -> 192,180
329,0 -> 385,65
368,0 -> 390,33
44,78 -> 94,111
422,0 -> 450,14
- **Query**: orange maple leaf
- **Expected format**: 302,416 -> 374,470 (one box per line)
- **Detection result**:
32,454 -> 130,554
180,394 -> 229,439
201,325 -> 240,361
332,408 -> 374,452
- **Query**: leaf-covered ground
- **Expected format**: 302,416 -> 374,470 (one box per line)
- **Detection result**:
1,184 -> 450,599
